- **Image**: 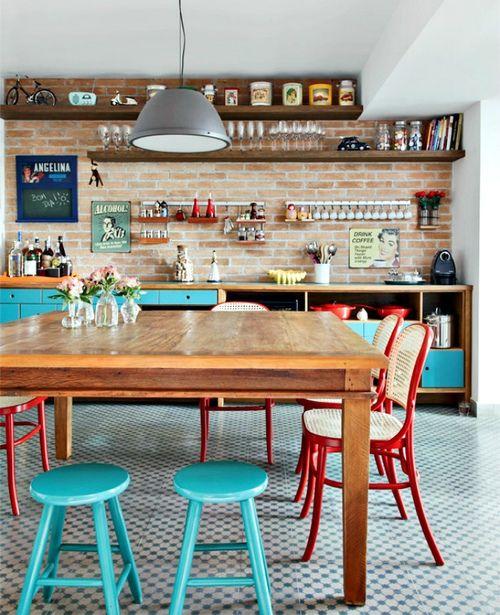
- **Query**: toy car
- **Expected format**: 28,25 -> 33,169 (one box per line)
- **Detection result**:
337,136 -> 371,151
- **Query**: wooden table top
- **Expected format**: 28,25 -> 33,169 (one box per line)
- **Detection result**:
0,311 -> 387,371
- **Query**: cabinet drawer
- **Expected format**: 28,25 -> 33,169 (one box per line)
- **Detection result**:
21,303 -> 58,318
138,290 -> 159,305
158,290 -> 218,306
0,288 -> 42,304
42,289 -> 64,304
346,322 -> 364,337
0,304 -> 20,323
421,349 -> 464,388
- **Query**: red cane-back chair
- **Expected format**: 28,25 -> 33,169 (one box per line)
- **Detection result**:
199,302 -> 274,464
297,323 -> 444,565
1,396 -> 49,515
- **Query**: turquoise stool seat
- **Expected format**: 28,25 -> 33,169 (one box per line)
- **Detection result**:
170,461 -> 272,615
17,463 -> 142,615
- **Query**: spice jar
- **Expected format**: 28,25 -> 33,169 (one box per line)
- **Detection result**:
376,122 -> 391,150
409,120 -> 423,151
256,228 -> 265,241
247,227 -> 256,241
393,121 -> 408,151
238,227 -> 247,241
338,80 -> 355,105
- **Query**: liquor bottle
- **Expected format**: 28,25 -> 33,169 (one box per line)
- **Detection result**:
57,235 -> 67,257
205,193 -> 216,218
41,237 -> 54,270
8,240 -> 23,277
22,238 -> 30,256
33,237 -> 43,274
24,244 -> 37,276
51,239 -> 63,269
191,192 -> 200,218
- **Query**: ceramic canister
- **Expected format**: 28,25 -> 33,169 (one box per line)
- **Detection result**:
309,83 -> 332,106
250,81 -> 272,106
282,82 -> 303,106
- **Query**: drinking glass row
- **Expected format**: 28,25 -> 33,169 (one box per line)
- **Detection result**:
225,121 -> 326,151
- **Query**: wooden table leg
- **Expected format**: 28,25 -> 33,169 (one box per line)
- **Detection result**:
54,397 -> 73,460
342,395 -> 370,606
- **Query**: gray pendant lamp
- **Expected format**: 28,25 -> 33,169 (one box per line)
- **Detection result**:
130,1 -> 230,153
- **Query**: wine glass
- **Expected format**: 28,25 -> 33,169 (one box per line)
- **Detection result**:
269,124 -> 278,151
226,121 -> 235,149
97,125 -> 110,150
111,125 -> 122,151
121,125 -> 132,149
247,121 -> 255,150
279,121 -> 289,151
237,121 -> 245,151
257,121 -> 265,150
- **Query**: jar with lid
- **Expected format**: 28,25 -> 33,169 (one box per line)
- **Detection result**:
247,227 -> 256,241
376,122 -> 391,150
256,228 -> 265,241
408,120 -> 423,151
338,80 -> 355,105
393,121 -> 408,151
174,245 -> 194,282
238,227 -> 247,241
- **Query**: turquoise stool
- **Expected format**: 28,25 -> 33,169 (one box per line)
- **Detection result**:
17,463 -> 142,615
170,461 -> 272,615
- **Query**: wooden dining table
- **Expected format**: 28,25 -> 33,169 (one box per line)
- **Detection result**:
0,310 -> 387,606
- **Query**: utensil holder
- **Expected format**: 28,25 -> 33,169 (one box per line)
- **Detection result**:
314,263 -> 330,284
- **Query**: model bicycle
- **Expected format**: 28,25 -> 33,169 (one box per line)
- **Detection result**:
5,75 -> 57,106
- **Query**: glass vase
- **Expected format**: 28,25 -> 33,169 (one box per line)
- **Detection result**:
77,299 -> 94,326
120,298 -> 141,324
95,291 -> 119,327
61,302 -> 82,329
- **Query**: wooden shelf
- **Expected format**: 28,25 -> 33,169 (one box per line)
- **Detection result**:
418,225 -> 440,230
187,217 -> 218,224
0,104 -> 363,121
87,149 -> 466,164
134,217 -> 170,223
284,218 -> 316,222
237,240 -> 266,244
136,237 -> 169,244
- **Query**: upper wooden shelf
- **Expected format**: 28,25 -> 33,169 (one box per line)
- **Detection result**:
0,104 -> 363,121
87,149 -> 466,164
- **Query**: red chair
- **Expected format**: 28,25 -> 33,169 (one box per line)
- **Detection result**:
199,302 -> 274,464
294,314 -> 403,482
1,396 -> 49,515
296,323 -> 444,565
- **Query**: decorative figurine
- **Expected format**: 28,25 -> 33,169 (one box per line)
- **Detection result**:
286,203 -> 297,221
68,92 -> 97,106
175,207 -> 187,221
146,84 -> 166,99
110,91 -> 138,106
191,192 -> 200,218
88,160 -> 103,187
205,193 -> 216,218
174,245 -> 194,283
337,136 -> 371,151
224,88 -> 239,105
201,84 -> 217,103
207,250 -> 221,283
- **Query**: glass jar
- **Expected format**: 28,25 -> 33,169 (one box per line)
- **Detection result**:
247,227 -> 256,241
77,299 -> 94,325
376,122 -> 391,151
120,298 -> 141,324
238,227 -> 247,241
338,80 -> 355,105
61,301 -> 82,329
95,291 -> 119,327
393,121 -> 408,151
409,120 -> 423,151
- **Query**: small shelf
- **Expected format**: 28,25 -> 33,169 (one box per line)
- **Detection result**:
236,219 -> 266,224
237,240 -> 266,244
187,217 -> 218,224
134,217 -> 170,223
284,218 -> 316,222
418,225 -> 440,230
136,237 -> 170,245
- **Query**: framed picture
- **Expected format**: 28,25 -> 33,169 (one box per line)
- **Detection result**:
349,228 -> 400,268
91,201 -> 131,253
16,155 -> 78,222
224,88 -> 239,106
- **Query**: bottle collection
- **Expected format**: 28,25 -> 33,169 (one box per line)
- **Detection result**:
8,232 -> 72,278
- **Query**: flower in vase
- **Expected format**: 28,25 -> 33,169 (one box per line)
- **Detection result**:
50,276 -> 84,305
116,276 -> 142,300
89,264 -> 121,293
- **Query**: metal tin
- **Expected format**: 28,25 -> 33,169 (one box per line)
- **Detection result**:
309,83 -> 332,106
250,82 -> 272,106
425,313 -> 453,348
282,82 -> 303,106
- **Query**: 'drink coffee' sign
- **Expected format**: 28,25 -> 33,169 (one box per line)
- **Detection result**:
349,228 -> 400,268
91,201 -> 131,253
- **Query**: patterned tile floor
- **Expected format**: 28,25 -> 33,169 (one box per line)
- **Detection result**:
1,402 -> 499,614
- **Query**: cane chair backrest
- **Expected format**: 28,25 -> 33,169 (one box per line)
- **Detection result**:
211,302 -> 269,312
371,314 -> 403,380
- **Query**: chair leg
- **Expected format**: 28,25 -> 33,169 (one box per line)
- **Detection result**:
241,499 -> 273,615
108,496 -> 142,604
299,443 -> 317,518
17,504 -> 55,615
302,445 -> 327,562
265,399 -> 273,465
294,436 -> 310,503
381,454 -> 408,520
93,501 -> 120,615
5,414 -> 19,516
169,500 -> 203,615
43,506 -> 66,602
294,433 -> 305,475
374,454 -> 385,476
199,399 -> 208,463
406,440 -> 444,566
38,402 -> 50,472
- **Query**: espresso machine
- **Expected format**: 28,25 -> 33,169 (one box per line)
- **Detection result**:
431,250 -> 457,285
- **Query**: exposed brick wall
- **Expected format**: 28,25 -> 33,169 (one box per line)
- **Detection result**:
3,80 -> 452,282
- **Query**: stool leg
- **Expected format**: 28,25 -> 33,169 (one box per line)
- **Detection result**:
241,499 -> 273,615
17,504 -> 55,615
5,414 -> 19,516
93,501 -> 120,615
247,498 -> 271,594
108,497 -> 142,604
169,500 -> 203,615
43,505 -> 66,603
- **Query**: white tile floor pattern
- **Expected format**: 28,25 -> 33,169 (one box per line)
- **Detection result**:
0,402 -> 499,614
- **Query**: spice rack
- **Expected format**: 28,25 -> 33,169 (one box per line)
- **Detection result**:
233,203 -> 266,243
137,201 -> 169,243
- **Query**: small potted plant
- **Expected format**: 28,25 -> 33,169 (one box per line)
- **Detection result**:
115,276 -> 142,323
50,277 -> 86,328
415,190 -> 446,228
90,265 -> 121,327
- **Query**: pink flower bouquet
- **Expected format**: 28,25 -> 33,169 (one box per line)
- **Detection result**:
115,276 -> 142,300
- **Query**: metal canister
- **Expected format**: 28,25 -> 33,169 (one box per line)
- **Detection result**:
425,312 -> 453,348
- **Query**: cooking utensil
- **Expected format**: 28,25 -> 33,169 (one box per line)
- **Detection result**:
311,303 -> 356,319
425,310 -> 453,348
356,304 -> 412,319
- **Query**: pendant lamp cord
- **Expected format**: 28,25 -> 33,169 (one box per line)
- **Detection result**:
178,0 -> 186,87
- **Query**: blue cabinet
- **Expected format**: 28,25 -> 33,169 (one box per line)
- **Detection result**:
0,289 -> 41,304
158,290 -> 218,306
20,303 -> 58,318
346,322 -> 364,337
0,304 -> 20,323
421,349 -> 464,388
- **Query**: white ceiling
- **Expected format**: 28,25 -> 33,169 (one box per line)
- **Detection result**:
0,0 -> 400,78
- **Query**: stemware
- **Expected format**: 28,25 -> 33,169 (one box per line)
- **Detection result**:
237,121 -> 245,151
226,121 -> 235,149
269,124 -> 278,151
257,121 -> 265,150
121,125 -> 132,149
247,121 -> 255,150
97,125 -> 110,150
279,121 -> 289,150
110,125 -> 122,151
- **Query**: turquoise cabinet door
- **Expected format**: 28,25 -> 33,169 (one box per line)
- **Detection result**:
158,290 -> 218,306
346,322 -> 364,337
20,303 -> 58,318
137,290 -> 159,305
363,322 -> 379,344
41,289 -> 63,305
421,349 -> 464,388
0,304 -> 20,323
0,288 -> 41,304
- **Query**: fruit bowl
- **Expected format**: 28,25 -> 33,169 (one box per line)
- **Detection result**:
267,269 -> 307,285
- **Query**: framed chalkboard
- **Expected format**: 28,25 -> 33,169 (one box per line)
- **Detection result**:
16,155 -> 78,222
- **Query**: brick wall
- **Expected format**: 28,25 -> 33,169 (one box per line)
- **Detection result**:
3,79 -> 452,282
